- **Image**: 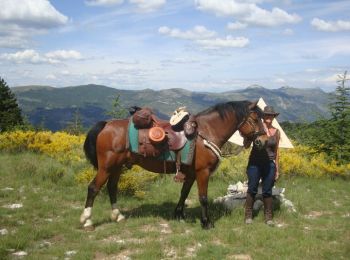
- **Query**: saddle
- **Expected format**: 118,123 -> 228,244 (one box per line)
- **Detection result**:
132,107 -> 189,158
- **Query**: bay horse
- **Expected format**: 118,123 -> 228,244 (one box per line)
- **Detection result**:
80,100 -> 267,229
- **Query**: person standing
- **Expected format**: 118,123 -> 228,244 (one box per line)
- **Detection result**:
244,106 -> 280,226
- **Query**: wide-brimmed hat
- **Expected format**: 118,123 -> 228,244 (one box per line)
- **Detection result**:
263,106 -> 279,117
170,107 -> 189,126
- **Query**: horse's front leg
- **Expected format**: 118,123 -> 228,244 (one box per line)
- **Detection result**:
174,174 -> 195,221
196,169 -> 214,229
107,168 -> 125,222
80,168 -> 109,230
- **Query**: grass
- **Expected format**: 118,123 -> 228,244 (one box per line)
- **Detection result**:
0,152 -> 349,259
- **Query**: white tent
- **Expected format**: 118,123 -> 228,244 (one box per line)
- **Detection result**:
228,98 -> 294,149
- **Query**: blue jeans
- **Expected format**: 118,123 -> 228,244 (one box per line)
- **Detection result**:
246,161 -> 276,198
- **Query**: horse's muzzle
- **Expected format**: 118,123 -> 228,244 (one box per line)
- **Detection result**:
254,139 -> 264,150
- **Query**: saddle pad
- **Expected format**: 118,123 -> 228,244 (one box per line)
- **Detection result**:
128,119 -> 195,165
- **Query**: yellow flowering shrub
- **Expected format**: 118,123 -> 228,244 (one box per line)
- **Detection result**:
0,130 -> 36,151
217,144 -> 349,179
0,130 -> 85,163
75,167 -> 95,183
280,145 -> 349,178
75,165 -> 159,198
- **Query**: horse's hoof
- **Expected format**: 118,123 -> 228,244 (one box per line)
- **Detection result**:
83,219 -> 94,231
201,220 -> 214,229
117,214 -> 125,222
174,211 -> 185,221
82,219 -> 94,231
111,209 -> 125,222
83,225 -> 95,231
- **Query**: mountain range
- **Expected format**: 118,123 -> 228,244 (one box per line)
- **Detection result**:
12,84 -> 331,131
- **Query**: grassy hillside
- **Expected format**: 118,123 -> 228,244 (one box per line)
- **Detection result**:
12,84 -> 331,130
1,151 -> 349,259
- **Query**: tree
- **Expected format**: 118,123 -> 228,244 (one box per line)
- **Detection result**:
0,77 -> 23,131
328,71 -> 350,162
281,71 -> 350,163
106,94 -> 128,119
65,108 -> 84,135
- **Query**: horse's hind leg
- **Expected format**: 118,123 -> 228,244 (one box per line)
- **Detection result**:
107,167 -> 125,222
174,174 -> 195,221
80,167 -> 110,229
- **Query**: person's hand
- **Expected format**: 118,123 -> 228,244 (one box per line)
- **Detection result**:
275,170 -> 279,181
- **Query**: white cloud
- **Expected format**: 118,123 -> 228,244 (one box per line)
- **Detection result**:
283,28 -> 294,35
311,18 -> 350,32
129,0 -> 166,12
1,50 -> 46,64
197,36 -> 249,49
0,0 -> 68,48
159,25 -> 249,49
45,50 -> 82,60
46,74 -> 57,80
244,7 -> 301,26
86,0 -> 165,12
274,78 -> 286,84
85,0 -> 124,7
1,49 -> 82,64
227,21 -> 247,30
158,26 -> 216,40
195,0 -> 301,27
322,73 -> 350,84
0,0 -> 68,27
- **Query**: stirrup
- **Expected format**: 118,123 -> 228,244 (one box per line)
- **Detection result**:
174,170 -> 185,183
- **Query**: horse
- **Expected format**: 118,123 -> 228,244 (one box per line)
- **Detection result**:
80,100 -> 267,229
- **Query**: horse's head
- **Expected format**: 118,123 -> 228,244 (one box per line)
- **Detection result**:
238,100 -> 268,150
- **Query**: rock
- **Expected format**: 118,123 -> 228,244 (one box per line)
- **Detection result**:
214,181 -> 296,212
65,250 -> 77,256
1,187 -> 14,191
12,251 -> 27,257
0,229 -> 8,235
3,203 -> 23,209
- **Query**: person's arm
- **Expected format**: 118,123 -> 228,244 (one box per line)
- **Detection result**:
274,129 -> 280,180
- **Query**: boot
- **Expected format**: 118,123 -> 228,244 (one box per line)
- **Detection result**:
244,193 -> 254,224
263,197 -> 274,226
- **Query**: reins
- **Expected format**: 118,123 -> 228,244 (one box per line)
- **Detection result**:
238,111 -> 265,139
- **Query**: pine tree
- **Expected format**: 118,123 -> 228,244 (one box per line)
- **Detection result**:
65,108 -> 84,135
0,77 -> 23,131
329,71 -> 350,162
106,94 -> 128,119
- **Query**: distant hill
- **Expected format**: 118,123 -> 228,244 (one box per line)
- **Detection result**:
12,84 -> 331,131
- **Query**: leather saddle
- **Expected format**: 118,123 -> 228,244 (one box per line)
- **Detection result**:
137,115 -> 187,158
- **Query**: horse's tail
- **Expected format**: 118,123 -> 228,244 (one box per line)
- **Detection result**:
83,121 -> 107,169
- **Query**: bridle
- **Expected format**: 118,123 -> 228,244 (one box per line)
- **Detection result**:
238,110 -> 266,140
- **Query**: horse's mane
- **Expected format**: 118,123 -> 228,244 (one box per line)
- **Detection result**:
196,100 -> 261,123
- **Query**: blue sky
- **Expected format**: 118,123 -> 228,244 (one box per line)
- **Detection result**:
0,0 -> 349,92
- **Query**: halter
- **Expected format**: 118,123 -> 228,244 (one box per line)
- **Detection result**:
238,111 -> 265,140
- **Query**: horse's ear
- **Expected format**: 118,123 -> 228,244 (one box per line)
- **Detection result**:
248,100 -> 258,110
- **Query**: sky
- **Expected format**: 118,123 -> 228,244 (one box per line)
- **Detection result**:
0,0 -> 349,92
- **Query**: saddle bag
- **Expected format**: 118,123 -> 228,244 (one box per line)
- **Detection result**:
132,107 -> 153,129
138,129 -> 166,157
183,116 -> 197,139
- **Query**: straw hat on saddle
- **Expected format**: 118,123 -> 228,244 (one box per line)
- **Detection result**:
170,106 -> 189,126
263,106 -> 279,117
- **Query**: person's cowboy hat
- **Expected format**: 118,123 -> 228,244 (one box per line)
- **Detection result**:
263,106 -> 279,117
170,107 -> 189,126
